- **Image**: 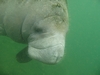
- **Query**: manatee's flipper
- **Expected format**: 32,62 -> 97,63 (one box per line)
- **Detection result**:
0,24 -> 6,35
16,47 -> 32,63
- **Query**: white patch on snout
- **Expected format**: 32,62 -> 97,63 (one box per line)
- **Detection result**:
28,44 -> 64,64
28,33 -> 65,64
28,33 -> 65,49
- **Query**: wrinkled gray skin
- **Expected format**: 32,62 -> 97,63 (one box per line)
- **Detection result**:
0,0 -> 68,64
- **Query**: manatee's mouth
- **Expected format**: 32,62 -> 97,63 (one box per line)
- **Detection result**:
30,43 -> 62,49
28,44 -> 64,64
28,33 -> 65,49
27,33 -> 65,64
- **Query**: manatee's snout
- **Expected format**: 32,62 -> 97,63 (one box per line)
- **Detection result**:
28,44 -> 64,64
28,34 -> 65,64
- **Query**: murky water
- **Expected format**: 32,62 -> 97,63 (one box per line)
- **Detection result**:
0,0 -> 100,75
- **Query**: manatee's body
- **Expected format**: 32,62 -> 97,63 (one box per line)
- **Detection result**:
0,0 -> 68,64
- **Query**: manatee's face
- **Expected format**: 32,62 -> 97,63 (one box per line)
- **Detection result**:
27,16 -> 68,64
28,34 -> 65,64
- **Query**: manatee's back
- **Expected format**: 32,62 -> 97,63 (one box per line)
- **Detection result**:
0,0 -> 27,41
0,0 -> 68,42
0,0 -> 7,35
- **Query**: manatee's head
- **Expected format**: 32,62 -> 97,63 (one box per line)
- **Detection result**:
22,16 -> 68,64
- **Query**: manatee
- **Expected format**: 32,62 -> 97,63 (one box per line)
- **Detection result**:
0,0 -> 69,64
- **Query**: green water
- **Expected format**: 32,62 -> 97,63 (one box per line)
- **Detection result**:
0,0 -> 100,75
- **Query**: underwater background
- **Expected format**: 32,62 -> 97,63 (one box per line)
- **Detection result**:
0,0 -> 100,75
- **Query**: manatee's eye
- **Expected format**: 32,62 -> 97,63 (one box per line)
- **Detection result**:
34,27 -> 44,34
